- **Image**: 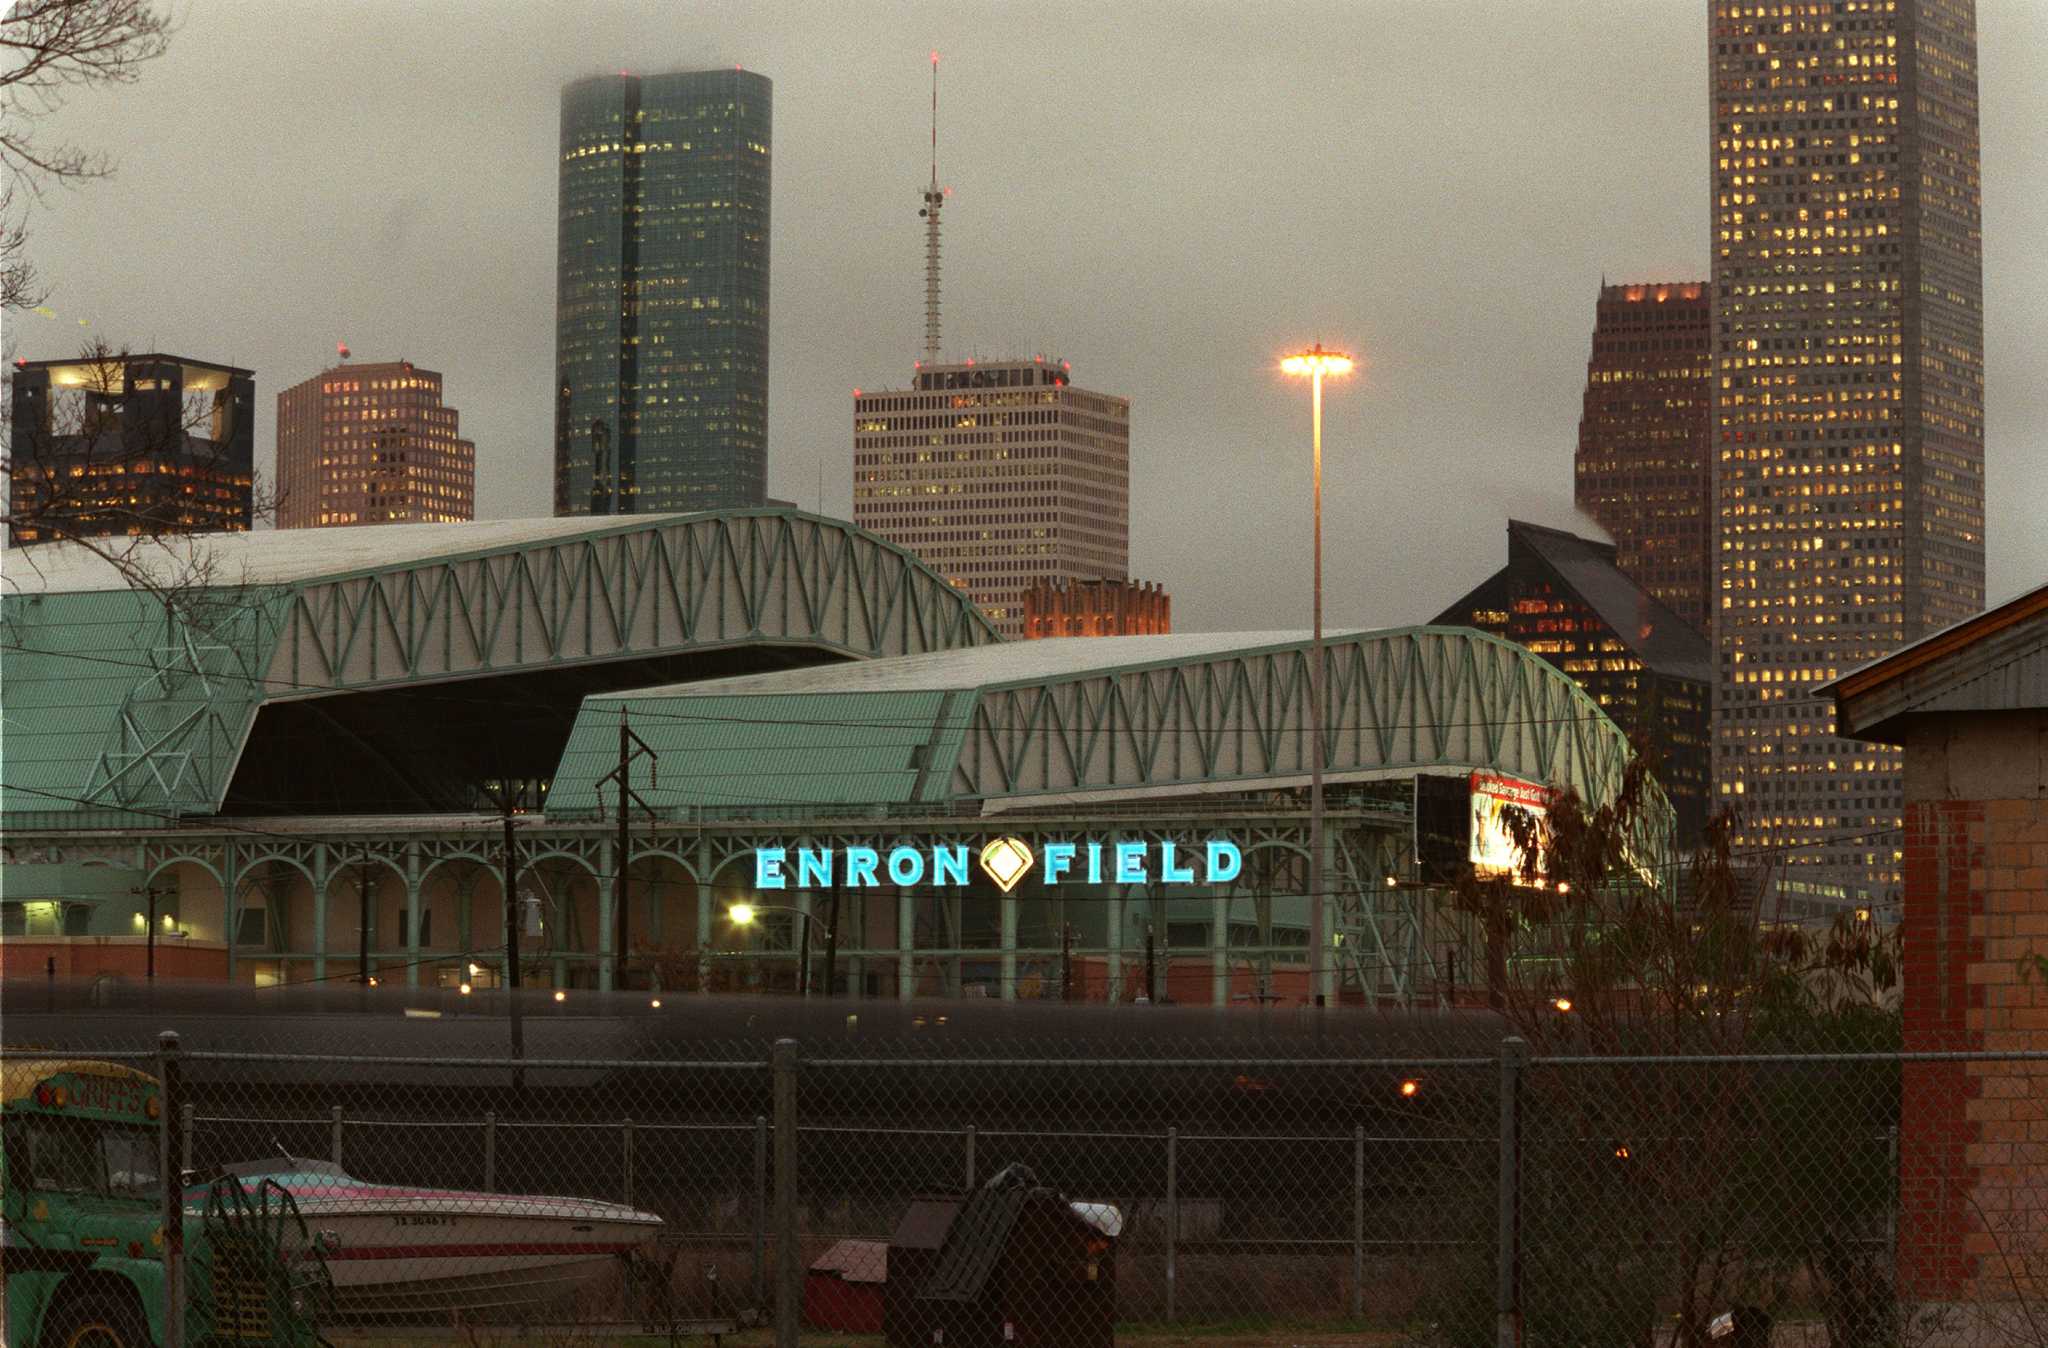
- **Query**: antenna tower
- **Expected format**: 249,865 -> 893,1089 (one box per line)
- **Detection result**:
920,51 -> 943,363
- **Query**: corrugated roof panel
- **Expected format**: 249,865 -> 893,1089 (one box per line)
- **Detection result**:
1,588 -> 286,823
546,691 -> 970,816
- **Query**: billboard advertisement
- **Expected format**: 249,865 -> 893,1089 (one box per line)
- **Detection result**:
1468,771 -> 1554,884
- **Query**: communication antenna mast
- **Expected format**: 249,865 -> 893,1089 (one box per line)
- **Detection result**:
919,51 -> 944,363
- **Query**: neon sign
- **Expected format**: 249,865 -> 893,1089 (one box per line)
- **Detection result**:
755,837 -> 1244,894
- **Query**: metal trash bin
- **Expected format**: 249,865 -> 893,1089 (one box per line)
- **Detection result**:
903,1163 -> 1121,1348
885,1196 -> 963,1347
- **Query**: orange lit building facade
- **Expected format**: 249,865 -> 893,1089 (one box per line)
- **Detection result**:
276,360 -> 476,529
1574,282 -> 1712,636
852,358 -> 1130,638
1709,0 -> 1984,912
1023,576 -> 1170,638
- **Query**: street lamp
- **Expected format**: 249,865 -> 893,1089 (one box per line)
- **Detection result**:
728,904 -> 833,998
1280,342 -> 1355,1008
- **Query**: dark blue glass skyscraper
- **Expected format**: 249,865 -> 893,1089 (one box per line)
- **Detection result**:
555,69 -> 771,515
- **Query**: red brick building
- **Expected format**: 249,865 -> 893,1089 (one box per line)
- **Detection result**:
1828,582 -> 2048,1309
1022,577 -> 1170,639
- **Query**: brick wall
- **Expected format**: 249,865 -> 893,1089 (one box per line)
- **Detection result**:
1897,790 -> 2048,1303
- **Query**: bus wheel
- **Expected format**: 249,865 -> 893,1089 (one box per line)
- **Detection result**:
45,1291 -> 151,1348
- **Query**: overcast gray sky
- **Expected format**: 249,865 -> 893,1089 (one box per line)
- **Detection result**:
9,0 -> 2044,631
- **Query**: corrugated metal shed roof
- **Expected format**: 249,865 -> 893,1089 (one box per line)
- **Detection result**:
1826,581 -> 2048,742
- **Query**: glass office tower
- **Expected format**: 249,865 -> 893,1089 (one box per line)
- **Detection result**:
555,69 -> 771,515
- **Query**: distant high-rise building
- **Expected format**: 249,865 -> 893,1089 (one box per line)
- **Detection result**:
8,353 -> 253,545
1710,0 -> 1984,911
1435,520 -> 1712,848
554,68 -> 772,517
275,360 -> 476,529
1024,577 -> 1171,639
1574,281 -> 1712,635
853,359 -> 1129,638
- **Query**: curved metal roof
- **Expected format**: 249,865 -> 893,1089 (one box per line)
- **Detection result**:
0,510 -> 996,826
548,625 -> 1674,842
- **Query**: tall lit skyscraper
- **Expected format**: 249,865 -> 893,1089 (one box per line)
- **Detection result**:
1574,281 -> 1713,635
554,69 -> 771,516
853,359 -> 1130,638
276,359 -> 476,529
1710,0 -> 1984,910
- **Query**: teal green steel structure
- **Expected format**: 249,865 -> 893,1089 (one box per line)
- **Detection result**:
1,510 -> 998,830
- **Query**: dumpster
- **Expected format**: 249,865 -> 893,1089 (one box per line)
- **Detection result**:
914,1163 -> 1121,1348
884,1196 -> 963,1347
806,1239 -> 888,1332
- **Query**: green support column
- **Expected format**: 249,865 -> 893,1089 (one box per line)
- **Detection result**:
897,888 -> 916,1002
1211,889 -> 1229,1007
404,848 -> 422,990
311,848 -> 330,983
223,843 -> 240,984
1105,892 -> 1124,1004
998,896 -> 1018,1002
696,838 -> 714,995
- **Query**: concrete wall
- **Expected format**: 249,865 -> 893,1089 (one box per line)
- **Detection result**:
1897,710 -> 2048,1304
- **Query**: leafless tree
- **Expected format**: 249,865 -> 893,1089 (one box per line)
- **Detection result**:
1,0 -> 176,309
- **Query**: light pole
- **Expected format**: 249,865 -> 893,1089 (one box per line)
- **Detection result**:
1281,343 -> 1355,1008
729,904 -> 832,999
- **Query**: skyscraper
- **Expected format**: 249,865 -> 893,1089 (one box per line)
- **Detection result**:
1574,282 -> 1713,635
8,353 -> 253,545
1434,520 -> 1713,849
276,359 -> 476,529
1709,0 -> 1984,910
554,69 -> 771,517
853,358 -> 1130,638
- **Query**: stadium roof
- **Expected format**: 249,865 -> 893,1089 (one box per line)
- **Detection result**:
548,625 -> 1672,842
1,509 -> 996,827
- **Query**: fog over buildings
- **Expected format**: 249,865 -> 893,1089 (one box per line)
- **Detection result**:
8,1 -> 2044,634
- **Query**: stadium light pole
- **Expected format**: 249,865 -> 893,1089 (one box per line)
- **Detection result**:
1280,343 -> 1355,1008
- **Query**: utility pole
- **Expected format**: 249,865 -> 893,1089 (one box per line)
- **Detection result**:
1061,922 -> 1074,1002
798,920 -> 813,1000
595,708 -> 660,989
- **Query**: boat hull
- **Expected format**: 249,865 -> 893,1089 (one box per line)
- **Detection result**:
200,1168 -> 663,1323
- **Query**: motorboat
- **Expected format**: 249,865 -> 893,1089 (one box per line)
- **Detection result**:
200,1157 -> 664,1321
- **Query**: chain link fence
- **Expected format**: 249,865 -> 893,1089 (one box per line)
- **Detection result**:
4,1021 -> 2045,1346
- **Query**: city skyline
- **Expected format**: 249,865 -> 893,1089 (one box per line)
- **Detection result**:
7,2 -> 2044,635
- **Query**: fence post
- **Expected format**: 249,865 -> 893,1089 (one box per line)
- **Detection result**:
330,1104 -> 345,1167
1351,1122 -> 1365,1320
752,1113 -> 768,1313
482,1111 -> 496,1193
157,1031 -> 186,1348
179,1102 -> 195,1177
1886,1125 -> 1900,1265
622,1117 -> 636,1207
1165,1125 -> 1179,1324
773,1039 -> 799,1348
1496,1036 -> 1527,1348
963,1124 -> 977,1192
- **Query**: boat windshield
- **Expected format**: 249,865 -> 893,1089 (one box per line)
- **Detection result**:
220,1156 -> 352,1181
